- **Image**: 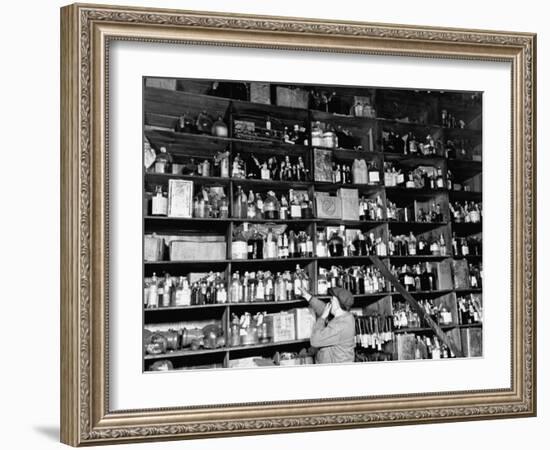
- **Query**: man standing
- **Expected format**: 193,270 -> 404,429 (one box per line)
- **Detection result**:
297,286 -> 356,365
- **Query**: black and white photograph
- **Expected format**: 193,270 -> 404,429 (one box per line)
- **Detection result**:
142,77 -> 483,372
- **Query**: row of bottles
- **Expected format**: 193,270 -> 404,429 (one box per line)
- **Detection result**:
390,263 -> 438,292
457,294 -> 483,324
319,226 -> 387,258
388,232 -> 448,257
440,109 -> 466,129
144,272 -> 227,308
192,187 -> 229,219
175,111 -> 229,136
150,184 -> 231,219
229,267 -> 310,303
231,224 -> 314,260
452,235 -> 482,257
238,153 -> 310,182
450,201 -> 482,223
229,312 -> 270,347
383,162 -> 446,190
387,200 -> 445,223
282,123 -> 309,145
232,115 -> 308,145
232,188 -> 313,220
331,160 -> 380,185
467,263 -> 483,289
416,202 -> 445,222
317,265 -> 388,295
409,335 -> 455,359
355,315 -> 393,350
311,121 -> 338,149
381,130 -> 442,156
149,146 -> 232,178
359,196 -> 385,221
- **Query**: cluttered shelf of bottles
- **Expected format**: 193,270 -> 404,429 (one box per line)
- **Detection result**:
143,78 -> 483,372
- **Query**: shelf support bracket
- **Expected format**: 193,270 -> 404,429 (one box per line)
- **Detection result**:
369,256 -> 463,358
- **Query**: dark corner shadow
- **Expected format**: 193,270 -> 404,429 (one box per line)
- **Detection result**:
33,425 -> 59,442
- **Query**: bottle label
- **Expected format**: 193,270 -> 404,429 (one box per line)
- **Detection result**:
152,196 -> 168,215
290,205 -> 302,218
232,242 -> 248,260
369,171 -> 380,184
154,162 -> 166,173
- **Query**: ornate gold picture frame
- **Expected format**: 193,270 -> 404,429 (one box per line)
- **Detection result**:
60,3 -> 536,446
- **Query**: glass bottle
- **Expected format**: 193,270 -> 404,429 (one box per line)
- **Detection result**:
153,146 -> 173,174
233,186 -> 244,218
289,190 -> 302,219
300,193 -> 313,219
147,273 -> 159,308
436,168 -> 445,189
211,116 -> 228,137
264,272 -> 275,301
316,231 -> 328,257
247,190 -> 256,219
407,232 -> 417,256
219,195 -> 229,219
439,234 -> 447,256
232,224 -> 249,260
263,191 -> 280,220
151,185 -> 168,216
264,231 -> 277,259
328,231 -> 344,257
230,314 -> 241,346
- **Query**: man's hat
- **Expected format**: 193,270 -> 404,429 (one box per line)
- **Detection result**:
327,287 -> 354,311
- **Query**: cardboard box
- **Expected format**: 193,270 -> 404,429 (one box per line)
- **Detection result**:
395,333 -> 416,360
451,259 -> 470,289
169,236 -> 226,261
435,260 -> 454,290
315,193 -> 342,219
167,179 -> 193,218
250,82 -> 271,104
228,357 -> 274,368
144,234 -> 164,262
276,86 -> 309,109
293,307 -> 317,340
337,188 -> 359,220
266,312 -> 296,342
145,77 -> 177,90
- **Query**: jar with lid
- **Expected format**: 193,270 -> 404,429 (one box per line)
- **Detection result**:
211,116 -> 228,137
175,112 -> 195,133
311,121 -> 323,147
196,111 -> 213,134
322,126 -> 338,148
153,146 -> 173,174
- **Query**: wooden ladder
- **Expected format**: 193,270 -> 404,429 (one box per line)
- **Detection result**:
369,255 -> 463,358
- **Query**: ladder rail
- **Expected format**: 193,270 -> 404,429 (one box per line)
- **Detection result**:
369,255 -> 463,358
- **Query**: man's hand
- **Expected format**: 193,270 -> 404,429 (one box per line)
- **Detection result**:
321,302 -> 332,320
295,285 -> 312,301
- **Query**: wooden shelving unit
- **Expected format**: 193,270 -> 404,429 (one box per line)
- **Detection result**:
143,81 -> 483,370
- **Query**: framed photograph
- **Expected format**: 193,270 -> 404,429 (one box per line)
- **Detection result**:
60,3 -> 536,446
